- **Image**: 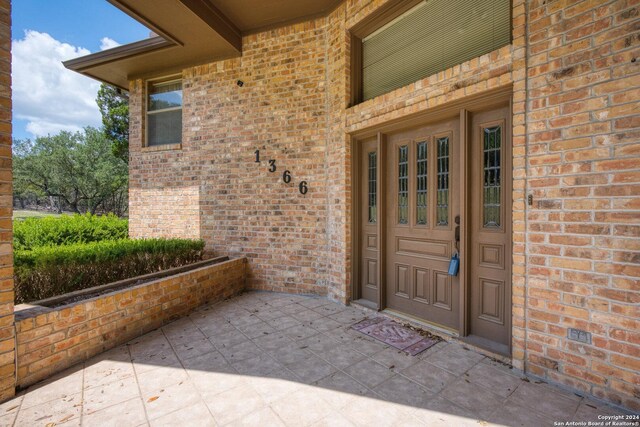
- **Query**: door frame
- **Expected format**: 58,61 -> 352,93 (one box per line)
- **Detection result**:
350,86 -> 513,351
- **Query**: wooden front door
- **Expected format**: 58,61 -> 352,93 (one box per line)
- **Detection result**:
385,117 -> 460,331
468,106 -> 511,351
354,98 -> 512,352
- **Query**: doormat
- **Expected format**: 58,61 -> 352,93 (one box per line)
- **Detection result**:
351,317 -> 438,356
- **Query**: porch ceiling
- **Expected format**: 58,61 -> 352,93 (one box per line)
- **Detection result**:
63,0 -> 343,89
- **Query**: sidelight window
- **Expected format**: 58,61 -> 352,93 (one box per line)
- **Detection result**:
483,126 -> 501,227
398,145 -> 409,224
436,136 -> 449,226
416,141 -> 428,225
368,151 -> 377,223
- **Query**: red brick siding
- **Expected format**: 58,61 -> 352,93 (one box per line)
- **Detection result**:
0,0 -> 14,402
524,0 -> 640,411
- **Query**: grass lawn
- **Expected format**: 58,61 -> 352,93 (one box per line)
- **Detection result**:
13,210 -> 64,220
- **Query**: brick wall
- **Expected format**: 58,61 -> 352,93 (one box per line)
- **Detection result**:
0,0 -> 14,402
524,0 -> 640,411
129,20 -> 331,296
126,0 -> 639,410
14,258 -> 246,388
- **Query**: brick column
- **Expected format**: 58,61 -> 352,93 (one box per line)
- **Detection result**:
0,0 -> 15,402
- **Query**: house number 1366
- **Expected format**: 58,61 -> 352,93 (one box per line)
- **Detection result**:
254,149 -> 308,195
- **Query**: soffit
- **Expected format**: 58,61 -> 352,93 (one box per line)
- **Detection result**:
64,0 -> 344,89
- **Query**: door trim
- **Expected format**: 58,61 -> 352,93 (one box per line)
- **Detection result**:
351,88 -> 513,355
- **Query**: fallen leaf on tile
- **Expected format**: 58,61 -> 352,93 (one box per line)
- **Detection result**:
59,414 -> 74,423
147,396 -> 159,402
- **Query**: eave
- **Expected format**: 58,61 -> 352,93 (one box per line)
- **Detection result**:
63,0 -> 346,90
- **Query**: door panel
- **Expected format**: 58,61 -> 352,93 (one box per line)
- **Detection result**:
359,138 -> 378,304
469,106 -> 511,348
385,118 -> 460,331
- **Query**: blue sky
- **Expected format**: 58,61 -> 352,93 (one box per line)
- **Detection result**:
12,0 -> 149,140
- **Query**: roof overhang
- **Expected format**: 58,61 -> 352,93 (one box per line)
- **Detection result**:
64,0 -> 244,89
64,0 -> 346,90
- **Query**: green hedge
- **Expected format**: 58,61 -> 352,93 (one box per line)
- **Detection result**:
13,213 -> 128,251
15,238 -> 205,304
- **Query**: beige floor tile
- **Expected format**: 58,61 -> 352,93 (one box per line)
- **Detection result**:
82,397 -> 147,427
311,412 -> 357,427
173,337 -> 217,361
249,370 -> 303,404
509,381 -> 581,420
412,396 -> 482,426
340,395 -> 412,427
204,384 -> 266,425
312,371 -> 370,409
15,392 -> 82,426
371,347 -> 420,372
317,345 -> 366,370
271,388 -> 334,427
218,340 -> 262,363
189,370 -> 248,396
488,398 -> 554,427
373,375 -> 433,409
400,360 -> 456,393
285,355 -> 337,383
423,347 -> 480,375
136,365 -> 190,396
344,359 -> 395,389
234,407 -> 286,427
150,401 -> 215,427
84,358 -> 136,391
0,412 -> 16,427
231,352 -> 283,376
83,377 -> 140,415
440,377 -> 505,419
573,399 -> 628,421
463,361 -> 522,397
142,381 -> 203,421
21,366 -> 84,409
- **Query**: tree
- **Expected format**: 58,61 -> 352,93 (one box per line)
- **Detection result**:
96,83 -> 129,163
13,128 -> 129,216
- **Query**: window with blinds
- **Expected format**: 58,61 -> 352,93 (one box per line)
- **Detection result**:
146,78 -> 182,147
361,0 -> 511,101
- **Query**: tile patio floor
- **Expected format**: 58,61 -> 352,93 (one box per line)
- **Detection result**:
0,291 -> 630,427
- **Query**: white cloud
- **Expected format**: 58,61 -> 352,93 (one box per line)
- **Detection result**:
12,30 -> 102,138
100,37 -> 120,51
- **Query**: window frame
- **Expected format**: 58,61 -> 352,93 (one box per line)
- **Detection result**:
144,75 -> 183,151
348,0 -> 513,106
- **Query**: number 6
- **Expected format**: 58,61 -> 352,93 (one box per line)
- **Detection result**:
299,181 -> 308,195
283,170 -> 291,184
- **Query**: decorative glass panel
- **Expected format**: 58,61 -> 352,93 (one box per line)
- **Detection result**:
368,152 -> 377,223
436,136 -> 449,226
483,126 -> 501,227
416,141 -> 428,225
398,145 -> 409,224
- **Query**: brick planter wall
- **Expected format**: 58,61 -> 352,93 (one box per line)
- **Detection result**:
14,258 -> 246,388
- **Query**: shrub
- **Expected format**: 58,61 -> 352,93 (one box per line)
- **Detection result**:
13,213 -> 128,251
15,238 -> 205,304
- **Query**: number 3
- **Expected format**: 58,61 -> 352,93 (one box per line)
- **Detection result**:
268,159 -> 276,172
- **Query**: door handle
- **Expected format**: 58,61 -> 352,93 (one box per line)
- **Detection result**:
454,215 -> 460,251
